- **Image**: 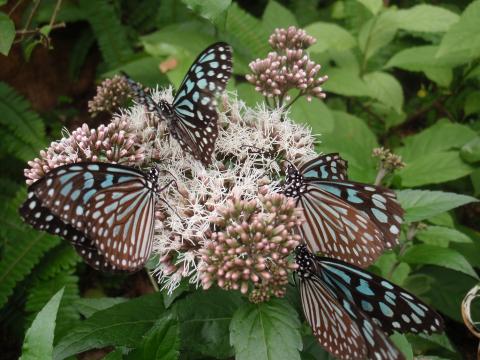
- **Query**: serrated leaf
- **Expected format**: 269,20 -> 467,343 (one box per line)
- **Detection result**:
290,96 -> 334,135
318,110 -> 378,182
53,293 -> 165,360
436,0 -> 480,64
322,68 -> 371,97
358,9 -> 398,60
461,137 -> 480,163
230,299 -> 302,360
182,0 -> 231,22
395,5 -> 459,33
174,287 -> 245,358
20,288 -> 64,360
262,0 -> 298,33
75,297 -> 128,318
416,226 -> 472,247
126,314 -> 180,360
0,12 -> 15,56
396,189 -> 478,223
305,22 -> 356,53
363,71 -> 403,113
354,0 -> 382,15
402,244 -> 478,279
397,150 -> 473,187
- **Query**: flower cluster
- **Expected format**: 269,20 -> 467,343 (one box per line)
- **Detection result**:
88,75 -> 132,117
24,117 -> 144,184
199,190 -> 302,303
246,26 -> 328,106
372,147 -> 406,185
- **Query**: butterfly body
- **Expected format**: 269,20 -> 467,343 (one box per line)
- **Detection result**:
20,162 -> 162,272
283,153 -> 403,267
124,42 -> 233,166
295,245 -> 443,360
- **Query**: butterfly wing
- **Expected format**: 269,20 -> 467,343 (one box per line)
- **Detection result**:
300,153 -> 348,181
19,192 -> 121,272
297,185 -> 384,267
310,181 -> 404,248
122,72 -> 166,119
170,42 -> 233,165
317,257 -> 444,335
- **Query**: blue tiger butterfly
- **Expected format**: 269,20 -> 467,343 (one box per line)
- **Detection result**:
123,42 -> 233,166
284,153 -> 404,267
295,245 -> 444,360
19,162 -> 164,272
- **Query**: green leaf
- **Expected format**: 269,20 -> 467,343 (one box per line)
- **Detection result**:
230,299 -> 302,360
363,71 -> 403,113
0,12 -> 15,56
397,121 -> 476,162
390,333 -> 413,360
464,93 -> 480,116
305,22 -> 356,53
262,1 -> 298,34
416,226 -> 472,247
395,5 -> 459,33
401,244 -> 478,279
318,110 -> 378,182
396,189 -> 478,223
358,9 -> 398,61
174,287 -> 245,358
290,97 -> 335,135
53,293 -> 165,360
236,83 -> 264,107
354,0 -> 382,15
321,68 -> 371,97
182,0 -> 231,22
461,137 -> 480,163
427,212 -> 455,228
397,151 -> 473,187
126,314 -> 180,360
75,297 -> 128,318
20,288 -> 64,360
436,0 -> 480,64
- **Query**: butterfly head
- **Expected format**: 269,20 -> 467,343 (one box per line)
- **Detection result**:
283,163 -> 305,198
294,244 -> 316,279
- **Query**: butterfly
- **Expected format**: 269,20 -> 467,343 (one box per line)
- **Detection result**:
295,244 -> 444,360
283,153 -> 404,267
123,42 -> 233,166
19,162 -> 163,272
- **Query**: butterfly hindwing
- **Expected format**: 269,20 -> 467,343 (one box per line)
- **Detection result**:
300,153 -> 348,181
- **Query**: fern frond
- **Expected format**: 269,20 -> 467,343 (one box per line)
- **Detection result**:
34,243 -> 81,281
0,190 -> 60,309
0,83 -> 47,161
224,3 -> 270,61
79,0 -> 134,68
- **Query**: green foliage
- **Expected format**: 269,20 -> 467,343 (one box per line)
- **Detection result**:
0,12 -> 15,56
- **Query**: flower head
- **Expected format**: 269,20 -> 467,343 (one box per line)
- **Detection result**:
88,75 -> 132,117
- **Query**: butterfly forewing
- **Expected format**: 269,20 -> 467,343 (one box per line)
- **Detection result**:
171,42 -> 233,165
318,257 -> 444,335
298,185 -> 384,267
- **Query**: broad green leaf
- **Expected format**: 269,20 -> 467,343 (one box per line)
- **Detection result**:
21,288 -> 64,360
53,293 -> 165,360
230,299 -> 302,360
290,97 -> 335,135
262,0 -> 298,33
358,9 -> 398,61
416,226 -> 472,247
75,297 -> 128,318
396,189 -> 478,223
464,93 -> 480,116
236,83 -> 264,107
305,22 -> 356,53
322,68 -> 371,97
374,253 -> 410,285
395,5 -> 459,33
423,68 -> 453,87
0,12 -> 15,56
461,137 -> 480,163
427,212 -> 455,228
181,0 -> 231,22
436,0 -> 480,64
318,110 -> 378,182
406,333 -> 458,359
126,314 -> 180,360
401,244 -> 478,279
363,71 -> 403,113
390,333 -> 413,360
354,0 -> 382,15
174,288 -> 245,358
397,151 -> 473,187
396,121 -> 476,162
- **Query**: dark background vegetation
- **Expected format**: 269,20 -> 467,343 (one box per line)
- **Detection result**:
1,0 -> 480,359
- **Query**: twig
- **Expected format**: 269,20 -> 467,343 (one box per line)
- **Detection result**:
48,0 -> 63,28
8,0 -> 25,16
146,269 -> 160,292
